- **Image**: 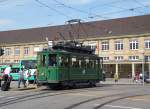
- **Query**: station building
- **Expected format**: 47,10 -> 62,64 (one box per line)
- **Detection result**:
0,14 -> 150,78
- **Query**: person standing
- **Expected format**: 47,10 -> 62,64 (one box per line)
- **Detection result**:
4,65 -> 12,77
25,68 -> 31,86
0,69 -> 4,87
18,67 -> 26,88
114,72 -> 119,83
33,66 -> 38,85
1,65 -> 12,91
102,70 -> 106,81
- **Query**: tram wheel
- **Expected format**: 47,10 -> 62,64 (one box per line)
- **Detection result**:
89,81 -> 96,87
49,83 -> 62,90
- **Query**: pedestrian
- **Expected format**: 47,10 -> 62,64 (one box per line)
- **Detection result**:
110,71 -> 113,78
33,66 -> 38,85
25,68 -> 31,86
134,73 -> 139,83
114,72 -> 119,83
1,65 -> 12,91
0,69 -> 4,87
102,70 -> 106,81
0,73 -> 2,87
18,66 -> 26,88
4,65 -> 12,77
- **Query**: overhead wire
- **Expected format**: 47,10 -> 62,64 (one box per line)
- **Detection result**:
132,0 -> 149,14
79,1 -> 150,36
133,0 -> 147,7
89,0 -> 122,10
34,0 -> 72,19
89,4 -> 150,19
52,0 -> 108,19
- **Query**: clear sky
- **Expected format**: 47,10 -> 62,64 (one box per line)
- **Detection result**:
0,0 -> 150,31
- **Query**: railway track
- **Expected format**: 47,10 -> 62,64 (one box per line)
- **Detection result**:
1,86 -> 149,109
0,87 -> 103,107
64,92 -> 150,109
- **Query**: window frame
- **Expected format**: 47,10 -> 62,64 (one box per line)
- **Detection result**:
101,41 -> 109,51
145,39 -> 150,49
115,40 -> 123,51
14,47 -> 20,55
129,40 -> 139,50
24,47 -> 30,55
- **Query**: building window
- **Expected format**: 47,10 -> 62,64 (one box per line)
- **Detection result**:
5,60 -> 10,63
129,56 -> 139,61
14,60 -> 20,63
129,40 -> 138,50
115,40 -> 123,50
24,47 -> 30,55
145,56 -> 150,62
5,48 -> 11,56
114,56 -> 124,61
14,47 -> 20,55
145,40 -> 150,49
33,47 -> 42,54
101,41 -> 109,51
102,57 -> 109,61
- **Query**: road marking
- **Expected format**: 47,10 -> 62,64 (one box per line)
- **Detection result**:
8,97 -> 15,99
126,98 -> 150,102
93,103 -> 100,106
105,105 -> 142,109
67,93 -> 96,96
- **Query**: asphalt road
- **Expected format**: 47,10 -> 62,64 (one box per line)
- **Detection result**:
0,82 -> 150,109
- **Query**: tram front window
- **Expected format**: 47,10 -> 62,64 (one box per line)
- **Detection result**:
49,54 -> 57,66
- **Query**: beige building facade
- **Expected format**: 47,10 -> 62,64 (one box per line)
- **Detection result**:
0,42 -> 47,64
0,15 -> 150,78
97,34 -> 150,78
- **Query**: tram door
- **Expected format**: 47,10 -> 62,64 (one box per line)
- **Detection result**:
58,54 -> 70,81
37,53 -> 48,81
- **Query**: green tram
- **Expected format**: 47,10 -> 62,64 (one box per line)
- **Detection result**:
37,42 -> 103,89
0,57 -> 37,81
0,64 -> 20,80
20,58 -> 37,82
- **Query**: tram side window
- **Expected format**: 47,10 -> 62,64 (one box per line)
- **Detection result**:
11,68 -> 19,73
71,57 -> 78,68
71,56 -> 84,68
72,57 -> 76,67
48,54 -> 57,66
95,58 -> 101,70
99,58 -> 103,70
81,57 -> 86,68
85,58 -> 89,68
89,58 -> 95,68
59,56 -> 69,67
78,59 -> 82,68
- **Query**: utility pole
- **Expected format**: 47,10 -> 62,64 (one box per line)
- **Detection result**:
142,52 -> 145,86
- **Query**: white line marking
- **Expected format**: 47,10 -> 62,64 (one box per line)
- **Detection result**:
8,97 -> 15,99
105,105 -> 142,109
93,103 -> 100,106
127,98 -> 149,101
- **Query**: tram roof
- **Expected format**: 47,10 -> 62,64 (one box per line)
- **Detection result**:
0,14 -> 150,44
37,49 -> 99,57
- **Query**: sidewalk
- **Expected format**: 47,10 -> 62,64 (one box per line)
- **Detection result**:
100,78 -> 145,85
9,81 -> 38,91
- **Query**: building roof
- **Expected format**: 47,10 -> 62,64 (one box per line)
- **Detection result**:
0,14 -> 150,44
